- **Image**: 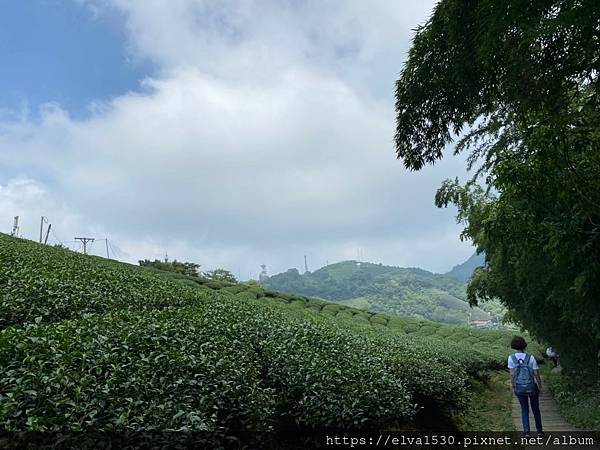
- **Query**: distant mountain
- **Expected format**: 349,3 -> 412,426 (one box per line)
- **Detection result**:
261,259 -> 503,326
444,253 -> 485,283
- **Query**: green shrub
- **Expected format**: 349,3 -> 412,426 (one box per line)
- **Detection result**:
306,298 -> 325,308
235,291 -> 260,302
322,304 -> 342,315
0,236 -> 210,329
386,317 -> 404,329
353,314 -> 370,323
434,327 -> 454,338
254,310 -> 416,428
0,300 -> 274,443
0,297 -> 435,433
335,311 -> 354,321
369,315 -> 388,326
545,369 -> 600,430
417,325 -> 437,336
0,233 -> 522,437
203,281 -> 228,290
222,284 -> 250,295
403,324 -> 419,333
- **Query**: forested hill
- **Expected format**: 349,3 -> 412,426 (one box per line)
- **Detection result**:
444,253 -> 485,283
261,260 -> 503,325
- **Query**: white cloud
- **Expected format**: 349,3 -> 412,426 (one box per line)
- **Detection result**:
94,1 -> 433,74
0,178 -> 81,246
0,0 -> 476,277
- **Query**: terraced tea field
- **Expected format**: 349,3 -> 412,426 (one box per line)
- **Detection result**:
0,233 -> 527,446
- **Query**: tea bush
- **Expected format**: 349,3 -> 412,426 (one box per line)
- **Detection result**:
0,296 -> 441,435
369,314 -> 388,326
0,235 -> 208,329
0,233 -> 531,438
0,300 -> 274,444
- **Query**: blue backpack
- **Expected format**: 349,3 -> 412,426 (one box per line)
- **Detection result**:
512,354 -> 537,394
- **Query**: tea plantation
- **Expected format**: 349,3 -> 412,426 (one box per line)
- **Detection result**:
0,234 -> 526,445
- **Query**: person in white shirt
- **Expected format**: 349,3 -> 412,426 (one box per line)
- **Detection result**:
546,346 -> 559,367
509,336 -> 543,435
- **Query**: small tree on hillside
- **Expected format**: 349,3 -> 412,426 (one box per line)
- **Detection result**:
203,268 -> 237,283
139,259 -> 201,277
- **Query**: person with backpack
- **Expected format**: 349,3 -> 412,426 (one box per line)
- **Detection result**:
509,336 -> 543,435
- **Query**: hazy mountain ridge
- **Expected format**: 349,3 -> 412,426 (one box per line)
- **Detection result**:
444,253 -> 485,283
262,258 -> 503,325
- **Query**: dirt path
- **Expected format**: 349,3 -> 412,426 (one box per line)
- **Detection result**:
511,376 -> 577,432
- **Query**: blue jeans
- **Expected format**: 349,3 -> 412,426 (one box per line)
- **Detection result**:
516,388 -> 543,433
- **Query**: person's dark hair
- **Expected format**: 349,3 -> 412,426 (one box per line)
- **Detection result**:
511,336 -> 527,351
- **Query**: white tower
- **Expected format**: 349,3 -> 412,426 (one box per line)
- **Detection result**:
259,264 -> 268,282
11,216 -> 19,237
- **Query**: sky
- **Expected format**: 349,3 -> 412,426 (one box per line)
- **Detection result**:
0,0 -> 475,279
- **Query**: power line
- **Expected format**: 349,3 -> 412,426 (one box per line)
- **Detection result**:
50,228 -> 64,246
108,240 -> 122,258
108,240 -> 118,257
10,213 -> 124,261
96,238 -> 111,259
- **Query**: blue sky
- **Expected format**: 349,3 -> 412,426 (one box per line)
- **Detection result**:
0,0 -> 474,278
0,1 -> 152,119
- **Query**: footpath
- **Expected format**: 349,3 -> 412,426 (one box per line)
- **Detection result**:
511,376 -> 576,432
511,377 -> 594,449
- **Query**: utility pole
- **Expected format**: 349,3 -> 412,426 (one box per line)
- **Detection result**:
74,237 -> 95,255
39,216 -> 45,243
44,224 -> 52,244
11,216 -> 19,236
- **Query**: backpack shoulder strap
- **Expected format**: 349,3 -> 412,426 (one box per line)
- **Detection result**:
524,354 -> 531,365
511,354 -> 520,365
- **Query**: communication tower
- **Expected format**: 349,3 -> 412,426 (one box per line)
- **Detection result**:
259,264 -> 268,282
11,216 -> 19,236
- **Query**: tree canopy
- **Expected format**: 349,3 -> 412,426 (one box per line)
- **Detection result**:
395,0 -> 600,376
139,259 -> 201,277
203,268 -> 237,283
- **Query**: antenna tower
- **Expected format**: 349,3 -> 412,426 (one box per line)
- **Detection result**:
259,264 -> 268,282
11,216 -> 19,236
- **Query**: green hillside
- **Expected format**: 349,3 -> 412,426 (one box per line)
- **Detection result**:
0,234 -> 527,446
261,260 -> 504,325
445,253 -> 485,283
